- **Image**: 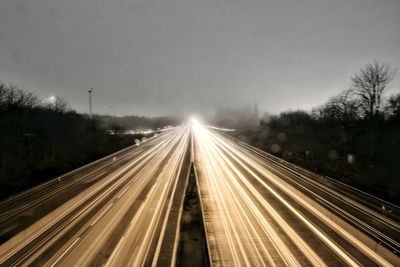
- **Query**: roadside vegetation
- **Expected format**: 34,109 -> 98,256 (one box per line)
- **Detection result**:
0,82 -> 177,200
226,61 -> 400,204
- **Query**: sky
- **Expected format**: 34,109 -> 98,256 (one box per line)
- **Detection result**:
1,0 -> 399,118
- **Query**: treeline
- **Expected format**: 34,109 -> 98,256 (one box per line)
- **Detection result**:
232,61 -> 400,204
0,83 -> 176,200
97,114 -> 181,133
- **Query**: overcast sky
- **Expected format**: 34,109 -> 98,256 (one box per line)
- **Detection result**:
1,0 -> 399,118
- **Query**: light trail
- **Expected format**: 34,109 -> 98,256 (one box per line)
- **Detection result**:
193,123 -> 400,266
0,126 -> 191,266
0,122 -> 398,267
1,130 -> 177,263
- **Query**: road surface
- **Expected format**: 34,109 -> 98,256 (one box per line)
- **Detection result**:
0,122 -> 399,266
0,126 -> 190,266
192,122 -> 400,266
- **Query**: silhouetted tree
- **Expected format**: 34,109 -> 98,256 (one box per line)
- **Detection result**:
350,61 -> 396,162
0,83 -> 136,200
385,93 -> 400,120
0,82 -> 40,109
350,61 -> 396,118
313,90 -> 361,157
317,89 -> 361,122
45,96 -> 70,113
231,62 -> 400,203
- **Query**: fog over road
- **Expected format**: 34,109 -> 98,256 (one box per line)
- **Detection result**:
0,123 -> 399,266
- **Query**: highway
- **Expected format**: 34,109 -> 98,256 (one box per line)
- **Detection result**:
0,129 -> 178,242
0,121 -> 399,266
0,126 -> 191,266
192,122 -> 400,266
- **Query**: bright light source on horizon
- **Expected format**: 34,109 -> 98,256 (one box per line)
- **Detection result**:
190,117 -> 199,125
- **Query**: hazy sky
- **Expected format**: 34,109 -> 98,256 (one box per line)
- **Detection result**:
1,0 -> 399,117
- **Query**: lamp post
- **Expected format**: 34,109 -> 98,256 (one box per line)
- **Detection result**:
88,88 -> 93,120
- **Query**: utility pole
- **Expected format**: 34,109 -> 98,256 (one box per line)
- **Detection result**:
88,88 -> 93,120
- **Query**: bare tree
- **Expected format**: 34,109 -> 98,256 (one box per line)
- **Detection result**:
315,89 -> 362,156
45,96 -> 70,113
385,93 -> 400,120
0,82 -> 7,104
318,89 -> 361,122
350,61 -> 396,162
0,83 -> 40,109
350,61 -> 396,118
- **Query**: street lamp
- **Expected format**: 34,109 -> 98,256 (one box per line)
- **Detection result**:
88,88 -> 93,120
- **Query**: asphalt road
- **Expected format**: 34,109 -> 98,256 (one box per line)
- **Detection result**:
0,122 -> 399,266
0,126 -> 190,266
192,122 -> 400,266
